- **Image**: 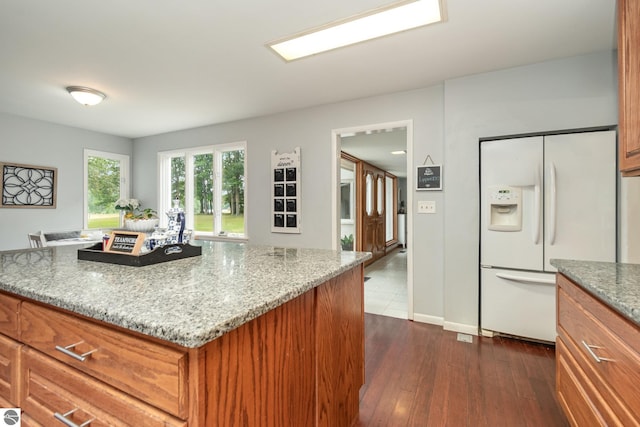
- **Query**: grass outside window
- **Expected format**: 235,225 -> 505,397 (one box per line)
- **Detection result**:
88,213 -> 244,234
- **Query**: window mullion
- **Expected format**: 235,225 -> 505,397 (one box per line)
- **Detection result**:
214,150 -> 222,234
185,154 -> 195,230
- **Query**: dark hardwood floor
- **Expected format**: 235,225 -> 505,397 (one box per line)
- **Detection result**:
356,314 -> 569,427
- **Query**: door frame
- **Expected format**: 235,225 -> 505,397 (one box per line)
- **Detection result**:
331,120 -> 414,320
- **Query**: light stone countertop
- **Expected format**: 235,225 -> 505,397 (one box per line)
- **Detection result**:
0,241 -> 371,348
551,259 -> 640,327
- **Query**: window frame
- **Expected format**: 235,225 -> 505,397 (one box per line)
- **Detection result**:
83,149 -> 130,229
157,141 -> 247,240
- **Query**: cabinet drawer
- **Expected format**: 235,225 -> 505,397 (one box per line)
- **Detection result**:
21,348 -> 186,427
557,338 -> 630,426
20,302 -> 188,418
557,282 -> 640,420
0,293 -> 20,340
557,339 -> 607,426
0,334 -> 21,406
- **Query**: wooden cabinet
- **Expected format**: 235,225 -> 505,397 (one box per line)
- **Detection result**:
315,266 -> 364,425
0,293 -> 20,340
618,0 -> 640,176
556,274 -> 640,426
20,302 -> 189,419
0,334 -> 20,407
0,263 -> 364,426
21,348 -> 185,427
195,266 -> 364,426
0,293 -> 21,408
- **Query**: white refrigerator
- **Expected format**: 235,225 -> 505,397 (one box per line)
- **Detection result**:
480,130 -> 616,342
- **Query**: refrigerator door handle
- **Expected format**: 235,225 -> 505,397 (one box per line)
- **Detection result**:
533,166 -> 541,244
495,272 -> 556,285
549,162 -> 557,245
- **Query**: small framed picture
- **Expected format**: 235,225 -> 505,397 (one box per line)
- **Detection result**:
274,198 -> 284,212
416,165 -> 442,191
286,167 -> 297,181
274,168 -> 285,182
274,184 -> 284,197
286,214 -> 297,228
274,214 -> 285,228
286,199 -> 297,212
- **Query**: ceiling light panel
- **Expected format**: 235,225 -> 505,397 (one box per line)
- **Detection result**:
269,0 -> 443,61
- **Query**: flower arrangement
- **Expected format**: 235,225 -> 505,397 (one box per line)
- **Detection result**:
115,198 -> 157,220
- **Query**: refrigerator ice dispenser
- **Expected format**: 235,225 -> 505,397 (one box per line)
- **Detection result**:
488,185 -> 522,231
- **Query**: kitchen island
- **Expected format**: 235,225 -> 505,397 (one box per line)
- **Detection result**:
552,260 -> 640,426
0,241 -> 370,426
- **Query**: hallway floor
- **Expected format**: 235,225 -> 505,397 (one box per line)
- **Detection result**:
364,247 -> 407,319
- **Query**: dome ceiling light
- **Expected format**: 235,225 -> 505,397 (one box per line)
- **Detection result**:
66,86 -> 106,106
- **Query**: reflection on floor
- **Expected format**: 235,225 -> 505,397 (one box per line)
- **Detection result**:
364,248 -> 407,319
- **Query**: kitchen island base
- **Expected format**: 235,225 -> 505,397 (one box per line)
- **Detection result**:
196,265 -> 364,425
1,265 -> 364,426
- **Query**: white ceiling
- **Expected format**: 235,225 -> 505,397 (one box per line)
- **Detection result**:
0,1 -> 616,140
341,128 -> 408,177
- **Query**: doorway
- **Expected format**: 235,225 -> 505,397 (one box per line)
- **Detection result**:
332,121 -> 413,320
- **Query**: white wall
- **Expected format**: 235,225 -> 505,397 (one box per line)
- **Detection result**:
133,51 -> 622,330
1,50 -> 628,334
133,85 -> 446,320
0,113 -> 132,251
442,51 -> 619,332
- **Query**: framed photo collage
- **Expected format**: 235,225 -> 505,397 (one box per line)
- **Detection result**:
271,148 -> 301,233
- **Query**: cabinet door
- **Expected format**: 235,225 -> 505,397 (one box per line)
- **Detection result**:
0,334 -> 20,407
0,293 -> 20,340
619,0 -> 640,175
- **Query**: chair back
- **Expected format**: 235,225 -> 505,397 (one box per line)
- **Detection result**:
28,233 -> 46,248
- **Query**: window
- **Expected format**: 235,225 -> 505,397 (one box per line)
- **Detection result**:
84,149 -> 130,229
365,173 -> 373,216
340,158 -> 355,222
158,142 -> 246,238
385,174 -> 397,242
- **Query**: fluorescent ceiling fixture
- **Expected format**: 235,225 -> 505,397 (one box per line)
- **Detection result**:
391,150 -> 407,155
269,0 -> 443,61
66,86 -> 106,106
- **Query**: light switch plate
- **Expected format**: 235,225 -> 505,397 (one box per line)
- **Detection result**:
418,200 -> 436,214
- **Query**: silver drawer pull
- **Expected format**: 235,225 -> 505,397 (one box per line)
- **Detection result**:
55,341 -> 97,362
54,408 -> 94,427
581,340 -> 614,363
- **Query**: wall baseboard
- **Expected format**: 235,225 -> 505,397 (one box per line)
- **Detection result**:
412,313 -> 479,336
443,321 -> 479,336
412,313 -> 444,326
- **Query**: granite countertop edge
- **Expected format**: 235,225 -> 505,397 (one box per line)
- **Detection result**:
0,258 -> 366,347
551,259 -> 640,328
0,243 -> 372,348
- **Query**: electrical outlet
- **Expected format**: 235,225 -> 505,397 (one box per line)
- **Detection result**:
418,200 -> 436,214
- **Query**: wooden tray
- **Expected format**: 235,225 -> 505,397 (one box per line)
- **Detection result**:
78,242 -> 202,267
